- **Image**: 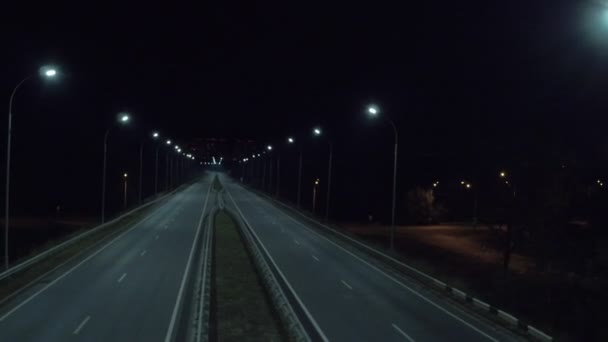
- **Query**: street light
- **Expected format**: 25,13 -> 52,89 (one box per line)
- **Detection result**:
267,145 -> 273,151
287,135 -> 303,206
313,126 -> 333,221
4,65 -> 59,270
366,104 -> 399,250
123,173 -> 128,209
101,112 -> 131,224
166,140 -> 171,145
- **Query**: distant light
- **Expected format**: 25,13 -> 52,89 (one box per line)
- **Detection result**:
367,105 -> 379,116
252,154 -> 256,158
45,69 -> 57,77
313,127 -> 322,136
192,156 -> 195,160
119,113 -> 130,123
257,154 -> 261,157
166,140 -> 172,145
597,179 -> 601,184
175,145 -> 179,150
177,148 -> 181,153
152,132 -> 159,138
466,183 -> 471,189
287,137 -> 295,143
500,171 -> 507,178
267,145 -> 273,151
314,178 -> 320,185
460,181 -> 465,185
123,173 -> 128,178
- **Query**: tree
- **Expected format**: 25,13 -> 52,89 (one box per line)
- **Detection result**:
406,187 -> 437,224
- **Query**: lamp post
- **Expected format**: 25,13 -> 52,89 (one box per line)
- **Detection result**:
460,180 -> 477,228
4,66 -> 58,270
313,127 -> 333,221
101,113 -> 130,224
152,132 -> 160,196
288,137 -> 303,207
267,145 -> 273,194
165,140 -> 171,190
123,173 -> 128,209
367,105 -> 399,250
312,178 -> 320,214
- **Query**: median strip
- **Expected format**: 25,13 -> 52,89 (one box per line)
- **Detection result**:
212,210 -> 286,341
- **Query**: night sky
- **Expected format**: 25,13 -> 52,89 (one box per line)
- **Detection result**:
3,1 -> 608,221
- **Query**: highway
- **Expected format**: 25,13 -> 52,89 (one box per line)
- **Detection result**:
221,175 -> 523,342
0,177 -> 211,342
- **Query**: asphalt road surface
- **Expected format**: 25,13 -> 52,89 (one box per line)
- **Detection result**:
0,177 -> 211,342
221,175 -> 523,342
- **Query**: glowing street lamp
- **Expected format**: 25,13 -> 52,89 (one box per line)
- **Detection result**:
123,173 -> 128,209
287,137 -> 295,144
166,140 -> 171,145
101,112 -> 131,224
4,65 -> 60,270
312,126 -> 333,221
365,104 -> 399,250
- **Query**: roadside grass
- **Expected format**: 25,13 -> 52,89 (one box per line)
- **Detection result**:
212,210 -> 286,341
341,224 -> 606,341
0,203 -> 158,303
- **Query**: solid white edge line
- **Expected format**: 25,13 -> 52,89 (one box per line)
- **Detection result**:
392,323 -> 416,342
312,255 -> 320,262
224,184 -> 329,342
163,183 -> 211,342
236,181 -> 500,342
117,273 -> 127,283
0,186 -> 190,322
73,315 -> 91,335
340,280 -> 353,290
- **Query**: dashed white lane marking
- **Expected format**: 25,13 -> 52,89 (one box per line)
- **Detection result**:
117,273 -> 127,283
294,239 -> 300,245
392,323 -> 416,341
312,255 -> 320,262
155,235 -> 159,240
73,315 -> 91,335
341,280 -> 353,290
140,250 -> 147,257
164,224 -> 168,230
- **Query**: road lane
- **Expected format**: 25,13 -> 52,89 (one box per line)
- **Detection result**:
222,176 -> 522,342
0,177 -> 211,342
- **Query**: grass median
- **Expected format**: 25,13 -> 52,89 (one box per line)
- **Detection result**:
212,210 -> 286,341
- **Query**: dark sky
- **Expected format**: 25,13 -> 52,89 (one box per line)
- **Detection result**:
3,0 -> 608,220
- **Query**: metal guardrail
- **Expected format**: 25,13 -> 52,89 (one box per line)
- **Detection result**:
192,208 -> 215,342
0,185 -> 186,282
247,184 -> 554,342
